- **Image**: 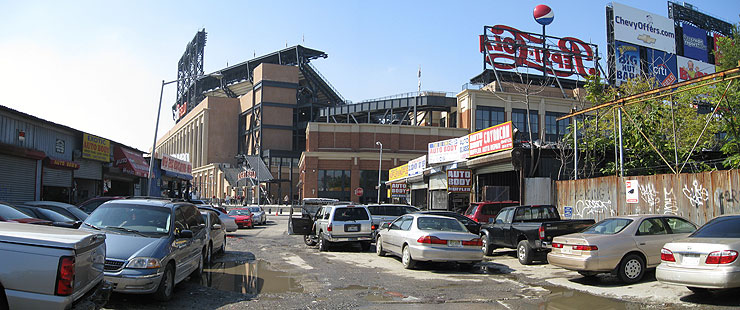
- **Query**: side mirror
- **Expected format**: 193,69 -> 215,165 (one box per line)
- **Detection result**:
212,224 -> 222,230
179,230 -> 194,238
381,223 -> 390,229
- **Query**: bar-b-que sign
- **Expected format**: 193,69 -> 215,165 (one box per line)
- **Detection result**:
468,121 -> 513,158
480,25 -> 598,78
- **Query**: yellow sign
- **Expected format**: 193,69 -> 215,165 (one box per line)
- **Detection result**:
389,163 -> 408,181
82,133 -> 110,162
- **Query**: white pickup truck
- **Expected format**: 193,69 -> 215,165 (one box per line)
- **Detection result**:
0,222 -> 110,310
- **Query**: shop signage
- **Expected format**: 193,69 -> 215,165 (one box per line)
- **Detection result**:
177,102 -> 188,119
82,133 -> 110,162
458,135 -> 469,160
238,169 -> 256,181
55,139 -> 65,154
626,180 -> 639,204
428,137 -> 460,164
390,183 -> 407,198
563,206 -> 573,218
113,146 -> 149,178
447,169 -> 472,193
408,155 -> 426,177
682,23 -> 708,62
480,25 -> 597,78
45,157 -> 80,170
468,121 -> 513,158
161,154 -> 192,175
389,163 -> 408,181
612,2 -> 676,53
354,187 -> 364,197
647,48 -> 677,86
677,56 -> 715,82
614,41 -> 641,86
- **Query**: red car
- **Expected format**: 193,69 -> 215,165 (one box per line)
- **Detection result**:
0,202 -> 51,225
228,208 -> 253,229
464,201 -> 519,224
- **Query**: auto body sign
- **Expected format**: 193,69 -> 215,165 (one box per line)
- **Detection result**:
612,2 -> 676,54
468,121 -> 513,158
447,169 -> 472,193
428,137 -> 460,164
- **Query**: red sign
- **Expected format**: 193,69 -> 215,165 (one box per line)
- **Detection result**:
238,169 -> 256,181
468,121 -> 514,158
390,183 -> 407,198
177,102 -> 188,119
161,154 -> 192,175
447,169 -> 472,193
354,187 -> 364,197
44,157 -> 80,170
480,25 -> 597,78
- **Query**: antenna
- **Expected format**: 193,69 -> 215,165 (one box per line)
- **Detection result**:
417,65 -> 422,92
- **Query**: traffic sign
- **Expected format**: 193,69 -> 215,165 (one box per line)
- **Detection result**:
354,187 -> 364,197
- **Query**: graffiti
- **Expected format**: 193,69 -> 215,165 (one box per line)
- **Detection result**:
663,188 -> 678,215
639,184 -> 659,213
715,189 -> 739,215
683,180 -> 709,208
574,199 -> 615,219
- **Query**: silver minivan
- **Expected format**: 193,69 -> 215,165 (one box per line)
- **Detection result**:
293,204 -> 374,252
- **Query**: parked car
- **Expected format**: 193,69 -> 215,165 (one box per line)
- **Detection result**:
657,214 -> 740,294
415,211 -> 482,234
376,214 -> 483,269
197,206 -> 237,232
367,204 -> 420,239
246,206 -> 267,225
479,205 -> 595,264
548,215 -> 697,283
291,204 -> 374,252
200,210 -> 226,264
77,196 -> 124,213
24,201 -> 89,221
228,208 -> 254,229
12,204 -> 81,228
464,201 -> 519,224
80,198 -> 208,301
0,221 -> 110,309
0,202 -> 52,225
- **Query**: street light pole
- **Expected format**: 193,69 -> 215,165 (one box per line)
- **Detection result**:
376,141 -> 383,204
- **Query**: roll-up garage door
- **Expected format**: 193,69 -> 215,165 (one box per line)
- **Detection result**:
0,154 -> 37,203
74,159 -> 102,180
43,168 -> 72,187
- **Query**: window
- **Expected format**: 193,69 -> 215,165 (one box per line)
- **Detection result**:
475,106 -> 506,131
582,218 -> 633,234
417,217 -> 467,232
637,218 -> 668,235
494,209 -> 511,224
318,170 -> 351,192
333,207 -> 369,221
664,217 -> 696,234
545,112 -> 570,142
512,109 -> 538,141
400,217 -> 413,231
690,217 -> 740,238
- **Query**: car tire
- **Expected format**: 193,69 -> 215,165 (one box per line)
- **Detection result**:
220,236 -> 226,254
481,233 -> 495,256
318,232 -> 329,252
618,254 -> 645,284
401,245 -> 416,269
0,285 -> 8,310
517,240 -> 533,265
376,236 -> 387,256
687,287 -> 712,296
304,234 -> 317,246
153,263 -> 175,301
360,241 -> 371,252
191,248 -> 205,278
578,271 -> 599,278
206,243 -> 213,266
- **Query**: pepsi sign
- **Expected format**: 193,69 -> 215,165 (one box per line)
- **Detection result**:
533,5 -> 554,26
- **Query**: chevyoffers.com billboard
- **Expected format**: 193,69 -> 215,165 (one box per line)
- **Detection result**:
612,2 -> 676,53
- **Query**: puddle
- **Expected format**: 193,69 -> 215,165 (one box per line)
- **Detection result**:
363,292 -> 397,302
538,286 -> 639,310
336,285 -> 382,291
200,260 -> 304,295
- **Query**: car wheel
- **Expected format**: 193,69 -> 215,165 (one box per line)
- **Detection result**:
687,287 -> 712,296
578,271 -> 599,278
618,254 -> 645,284
304,234 -> 317,246
376,236 -> 387,256
481,233 -> 495,256
318,232 -> 329,252
517,240 -> 533,265
206,243 -> 213,266
153,263 -> 175,301
191,249 -> 205,278
360,241 -> 371,252
220,236 -> 226,254
401,245 -> 416,269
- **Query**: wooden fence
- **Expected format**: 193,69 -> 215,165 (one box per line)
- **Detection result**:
555,169 -> 740,226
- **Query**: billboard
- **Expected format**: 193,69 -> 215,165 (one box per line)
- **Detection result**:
646,48 -> 677,86
82,133 -> 110,162
389,163 -> 408,181
612,2 -> 676,53
390,183 -> 407,198
677,56 -> 715,82
682,23 -> 709,62
468,121 -> 514,158
161,153 -> 193,175
614,41 -> 641,86
428,137 -> 460,164
447,169 -> 472,193
408,156 -> 426,177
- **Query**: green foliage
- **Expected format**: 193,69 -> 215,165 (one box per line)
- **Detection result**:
713,23 -> 740,168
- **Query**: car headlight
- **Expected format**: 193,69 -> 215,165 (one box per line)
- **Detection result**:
126,257 -> 162,269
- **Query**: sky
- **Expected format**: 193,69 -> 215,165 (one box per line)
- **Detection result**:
1,0 -> 738,152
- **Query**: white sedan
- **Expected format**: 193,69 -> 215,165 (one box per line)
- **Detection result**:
376,214 -> 483,269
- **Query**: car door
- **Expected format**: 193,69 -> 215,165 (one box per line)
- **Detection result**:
634,217 -> 674,267
210,211 -> 225,249
316,207 -> 331,235
182,206 -> 205,276
289,205 -> 315,235
491,209 -> 513,247
662,217 -> 697,241
383,216 -> 407,254
172,207 -> 193,281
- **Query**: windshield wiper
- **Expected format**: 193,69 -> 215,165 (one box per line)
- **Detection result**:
104,226 -> 147,237
83,222 -> 101,230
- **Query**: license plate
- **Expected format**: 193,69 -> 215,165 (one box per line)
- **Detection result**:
560,247 -> 572,254
447,240 -> 462,247
682,254 -> 700,265
348,237 -> 357,241
345,225 -> 359,232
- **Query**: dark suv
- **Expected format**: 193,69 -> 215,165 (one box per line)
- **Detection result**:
80,198 -> 207,301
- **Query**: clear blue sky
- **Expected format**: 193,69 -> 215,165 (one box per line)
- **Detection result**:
1,0 -> 737,151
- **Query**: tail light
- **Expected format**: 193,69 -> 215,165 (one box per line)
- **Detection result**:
660,248 -> 676,262
551,243 -> 563,248
462,238 -> 483,246
417,236 -> 447,244
538,226 -> 545,240
55,256 -> 75,296
706,250 -> 738,264
572,245 -> 598,251
371,224 -> 377,230
327,224 -> 332,232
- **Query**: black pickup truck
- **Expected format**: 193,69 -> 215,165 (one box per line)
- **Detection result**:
480,205 -> 595,265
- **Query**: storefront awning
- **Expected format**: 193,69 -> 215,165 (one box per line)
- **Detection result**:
113,146 -> 149,178
163,169 -> 193,180
243,156 -> 273,182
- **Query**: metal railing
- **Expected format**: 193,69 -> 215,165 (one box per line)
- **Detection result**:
307,63 -> 349,104
352,90 -> 456,105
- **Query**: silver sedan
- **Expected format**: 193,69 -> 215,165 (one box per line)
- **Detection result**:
376,214 -> 483,269
657,215 -> 740,295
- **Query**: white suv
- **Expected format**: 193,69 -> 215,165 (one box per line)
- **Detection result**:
313,204 -> 373,252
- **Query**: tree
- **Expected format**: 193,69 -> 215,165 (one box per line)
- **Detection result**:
713,23 -> 740,168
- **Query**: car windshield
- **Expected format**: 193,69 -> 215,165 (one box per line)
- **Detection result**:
582,218 -> 633,234
0,204 -> 32,220
84,203 -> 171,235
417,217 -> 467,232
67,206 -> 89,220
690,217 -> 740,238
229,209 -> 251,216
248,207 -> 261,212
37,208 -> 74,222
333,207 -> 369,221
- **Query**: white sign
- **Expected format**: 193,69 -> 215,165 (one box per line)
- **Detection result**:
458,135 -> 469,160
408,155 -> 426,177
625,180 -> 639,204
613,2 -> 676,54
676,56 -> 715,82
428,137 -> 460,164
